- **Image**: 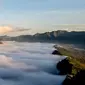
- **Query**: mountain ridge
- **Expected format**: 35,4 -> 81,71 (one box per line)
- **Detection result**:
0,30 -> 85,45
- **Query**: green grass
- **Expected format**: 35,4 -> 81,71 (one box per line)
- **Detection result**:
57,47 -> 85,75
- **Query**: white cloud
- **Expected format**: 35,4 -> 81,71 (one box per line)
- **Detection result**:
0,26 -> 13,34
0,26 -> 30,36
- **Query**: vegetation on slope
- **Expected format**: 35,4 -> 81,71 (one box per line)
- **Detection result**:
54,45 -> 85,85
55,45 -> 85,75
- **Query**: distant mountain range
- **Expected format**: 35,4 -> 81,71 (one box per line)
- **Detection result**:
0,30 -> 85,45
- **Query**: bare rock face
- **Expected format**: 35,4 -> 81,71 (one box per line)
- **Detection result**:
71,70 -> 85,85
63,70 -> 85,85
52,50 -> 62,55
57,58 -> 73,75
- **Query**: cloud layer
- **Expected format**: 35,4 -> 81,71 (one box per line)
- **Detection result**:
0,42 -> 66,85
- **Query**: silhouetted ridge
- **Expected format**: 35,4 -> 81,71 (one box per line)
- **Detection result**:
0,30 -> 85,45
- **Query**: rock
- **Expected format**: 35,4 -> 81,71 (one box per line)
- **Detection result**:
72,70 -> 85,85
63,75 -> 73,85
57,58 -> 73,75
52,50 -> 62,55
63,70 -> 85,85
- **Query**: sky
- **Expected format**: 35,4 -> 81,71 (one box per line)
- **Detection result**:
0,0 -> 85,35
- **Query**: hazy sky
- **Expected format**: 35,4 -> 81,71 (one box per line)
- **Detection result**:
0,0 -> 85,34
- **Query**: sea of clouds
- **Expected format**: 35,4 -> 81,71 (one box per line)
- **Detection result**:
0,42 -> 66,85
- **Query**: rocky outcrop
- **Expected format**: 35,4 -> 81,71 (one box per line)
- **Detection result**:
63,70 -> 85,85
57,58 -> 73,75
63,75 -> 73,85
56,46 -> 85,85
52,50 -> 62,55
57,58 -> 85,85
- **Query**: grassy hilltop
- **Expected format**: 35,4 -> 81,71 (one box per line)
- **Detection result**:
54,45 -> 85,75
54,45 -> 85,85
